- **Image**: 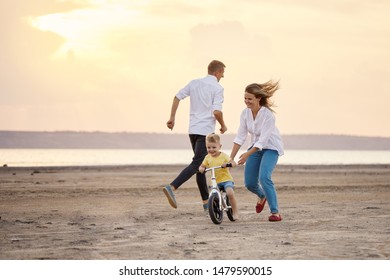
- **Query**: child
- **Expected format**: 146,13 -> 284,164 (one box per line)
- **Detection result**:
199,133 -> 238,220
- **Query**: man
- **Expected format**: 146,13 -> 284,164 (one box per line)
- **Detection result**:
163,60 -> 227,211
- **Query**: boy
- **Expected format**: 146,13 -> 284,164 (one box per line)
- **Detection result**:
199,133 -> 238,220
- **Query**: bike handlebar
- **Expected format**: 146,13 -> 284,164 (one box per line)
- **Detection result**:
204,162 -> 233,172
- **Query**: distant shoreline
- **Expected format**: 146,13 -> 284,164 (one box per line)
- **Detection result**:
2,163 -> 390,172
1,131 -> 389,150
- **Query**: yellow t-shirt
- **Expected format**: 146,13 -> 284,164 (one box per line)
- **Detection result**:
201,152 -> 233,183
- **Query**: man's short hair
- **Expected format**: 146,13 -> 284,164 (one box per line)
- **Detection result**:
208,60 -> 225,74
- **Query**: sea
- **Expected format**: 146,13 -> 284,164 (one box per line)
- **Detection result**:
1,149 -> 390,167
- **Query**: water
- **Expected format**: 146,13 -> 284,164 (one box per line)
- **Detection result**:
1,149 -> 390,167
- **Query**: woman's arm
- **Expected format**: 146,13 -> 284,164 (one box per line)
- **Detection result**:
230,142 -> 241,161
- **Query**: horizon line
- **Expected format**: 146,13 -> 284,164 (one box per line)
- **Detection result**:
0,130 -> 389,139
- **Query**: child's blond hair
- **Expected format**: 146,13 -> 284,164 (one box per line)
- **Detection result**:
206,133 -> 220,144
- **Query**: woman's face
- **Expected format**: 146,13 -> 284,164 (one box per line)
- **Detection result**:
244,92 -> 260,110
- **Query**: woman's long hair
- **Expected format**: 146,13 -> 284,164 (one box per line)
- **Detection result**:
245,80 -> 279,112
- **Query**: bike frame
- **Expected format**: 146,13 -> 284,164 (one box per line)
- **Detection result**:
205,166 -> 228,211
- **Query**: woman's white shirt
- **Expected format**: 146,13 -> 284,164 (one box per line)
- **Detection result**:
234,106 -> 284,156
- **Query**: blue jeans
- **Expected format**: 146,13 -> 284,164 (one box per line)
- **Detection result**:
244,149 -> 280,214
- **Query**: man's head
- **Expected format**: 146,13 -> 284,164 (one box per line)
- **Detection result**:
208,60 -> 225,81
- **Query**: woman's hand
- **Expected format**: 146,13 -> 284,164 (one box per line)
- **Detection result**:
238,152 -> 249,165
238,147 -> 259,165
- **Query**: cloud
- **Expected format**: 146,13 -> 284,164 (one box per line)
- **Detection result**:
1,0 -> 389,136
146,0 -> 205,17
188,21 -> 273,70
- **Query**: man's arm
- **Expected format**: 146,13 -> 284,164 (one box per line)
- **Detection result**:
167,97 -> 180,130
213,110 -> 227,134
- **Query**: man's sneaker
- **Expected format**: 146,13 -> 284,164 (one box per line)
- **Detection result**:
163,185 -> 177,208
203,202 -> 209,217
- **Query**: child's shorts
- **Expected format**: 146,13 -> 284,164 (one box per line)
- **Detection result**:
217,181 -> 235,191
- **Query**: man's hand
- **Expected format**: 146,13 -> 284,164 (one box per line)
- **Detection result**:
166,118 -> 175,130
213,110 -> 227,134
219,125 -> 227,134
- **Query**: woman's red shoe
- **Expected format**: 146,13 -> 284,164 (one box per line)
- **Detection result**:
268,214 -> 282,222
255,198 -> 267,213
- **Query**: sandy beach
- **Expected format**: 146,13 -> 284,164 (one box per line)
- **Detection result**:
0,164 -> 389,260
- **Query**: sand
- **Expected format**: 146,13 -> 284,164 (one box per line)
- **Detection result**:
0,164 -> 389,260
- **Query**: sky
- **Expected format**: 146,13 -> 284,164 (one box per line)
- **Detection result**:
1,0 -> 389,137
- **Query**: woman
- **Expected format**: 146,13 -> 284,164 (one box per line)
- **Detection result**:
230,80 -> 284,222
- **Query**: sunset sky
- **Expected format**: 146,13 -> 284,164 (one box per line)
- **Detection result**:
1,0 -> 389,137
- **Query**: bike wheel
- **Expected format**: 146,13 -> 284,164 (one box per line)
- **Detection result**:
208,193 -> 223,224
226,195 -> 235,222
